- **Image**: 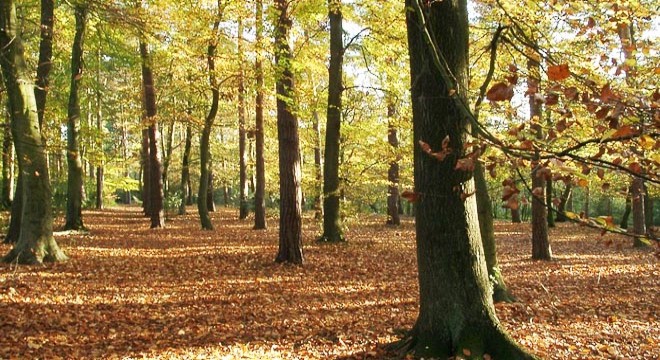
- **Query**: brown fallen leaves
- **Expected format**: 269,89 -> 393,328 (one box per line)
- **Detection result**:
0,207 -> 657,359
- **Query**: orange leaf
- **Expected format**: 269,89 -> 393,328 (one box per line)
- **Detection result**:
401,190 -> 420,203
548,64 -> 570,81
486,82 -> 514,102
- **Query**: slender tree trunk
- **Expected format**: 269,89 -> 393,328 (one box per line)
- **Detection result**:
644,187 -> 653,231
198,0 -> 223,230
141,127 -> 151,215
313,109 -> 323,220
621,188 -> 632,229
237,19 -> 249,220
64,5 -> 88,231
511,207 -> 521,223
161,119 -> 175,199
555,183 -> 572,222
95,30 -> 103,210
546,177 -> 555,227
320,0 -> 345,243
253,0 -> 267,230
475,162 -> 515,302
528,55 -> 551,260
274,0 -> 303,265
207,169 -> 216,212
386,102 -> 401,226
631,177 -> 646,246
1,0 -> 67,263
179,123 -> 192,215
139,39 -> 164,228
35,0 -> 54,130
400,1 -> 534,357
584,186 -> 590,218
1,119 -> 13,209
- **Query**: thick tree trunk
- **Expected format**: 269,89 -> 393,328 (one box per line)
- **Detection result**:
179,123 -> 192,215
555,183 -> 572,222
139,40 -> 164,229
401,1 -> 534,358
253,0 -> 267,230
386,103 -> 400,226
64,5 -> 88,231
320,0 -> 345,243
198,1 -> 223,230
237,19 -> 249,220
274,0 -> 303,265
1,0 -> 67,263
475,162 -> 515,303
528,56 -> 551,261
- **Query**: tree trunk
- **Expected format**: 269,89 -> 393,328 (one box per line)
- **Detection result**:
274,0 -> 303,265
207,169 -> 216,212
528,55 -> 551,261
95,30 -> 103,210
555,183 -> 572,222
644,188 -> 654,231
320,0 -> 345,243
179,123 -> 192,215
141,127 -> 151,215
35,0 -> 54,130
237,19 -> 249,220
400,1 -> 534,358
511,207 -> 521,223
631,177 -> 646,247
475,162 -> 515,303
584,186 -> 590,218
1,0 -> 67,263
386,102 -> 401,226
139,38 -> 164,228
198,0 -> 223,230
64,5 -> 88,231
621,188 -> 631,229
2,119 -> 13,209
253,0 -> 267,230
546,177 -> 555,228
313,110 -> 323,220
161,119 -> 174,199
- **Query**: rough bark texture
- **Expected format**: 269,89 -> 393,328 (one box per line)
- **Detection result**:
139,40 -> 165,229
401,1 -> 534,358
274,0 -> 303,265
386,102 -> 400,226
320,0 -> 345,243
253,0 -> 267,230
528,57 -> 551,261
64,5 -> 88,231
178,124 -> 192,215
475,162 -> 515,303
1,0 -> 67,263
238,19 -> 249,220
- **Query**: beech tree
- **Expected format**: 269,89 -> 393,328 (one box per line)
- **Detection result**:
397,0 -> 535,357
64,4 -> 89,231
1,0 -> 67,264
253,0 -> 267,230
274,0 -> 303,265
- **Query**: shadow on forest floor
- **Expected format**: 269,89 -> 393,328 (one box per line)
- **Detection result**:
0,206 -> 657,359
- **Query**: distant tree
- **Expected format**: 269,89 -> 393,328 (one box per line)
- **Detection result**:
1,0 -> 67,263
179,123 -> 192,215
386,102 -> 401,226
274,0 -> 303,265
237,19 -> 249,220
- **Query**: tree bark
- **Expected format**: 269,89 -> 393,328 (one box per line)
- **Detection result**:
35,0 -> 54,129
95,30 -> 103,210
1,0 -> 67,263
320,0 -> 345,243
631,177 -> 646,247
528,55 -> 551,261
237,19 -> 249,220
313,110 -> 323,220
386,102 -> 400,226
1,118 -> 13,209
400,1 -> 534,358
161,119 -> 174,199
621,188 -> 632,229
64,5 -> 88,231
546,177 -> 555,228
253,0 -> 267,230
179,123 -> 192,215
139,38 -> 164,228
198,0 -> 223,230
274,0 -> 303,265
141,127 -> 151,215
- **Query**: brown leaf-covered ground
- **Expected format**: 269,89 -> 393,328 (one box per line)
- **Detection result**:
0,207 -> 657,359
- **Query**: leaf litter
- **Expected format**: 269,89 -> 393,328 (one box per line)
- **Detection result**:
0,207 -> 657,359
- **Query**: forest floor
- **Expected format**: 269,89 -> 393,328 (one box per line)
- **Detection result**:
0,206 -> 658,360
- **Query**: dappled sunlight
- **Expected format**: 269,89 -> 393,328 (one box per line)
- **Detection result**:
0,207 -> 657,359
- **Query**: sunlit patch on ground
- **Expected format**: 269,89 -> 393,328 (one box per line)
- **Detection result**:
0,207 -> 657,359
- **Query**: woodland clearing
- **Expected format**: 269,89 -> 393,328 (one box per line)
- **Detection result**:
0,207 -> 657,360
